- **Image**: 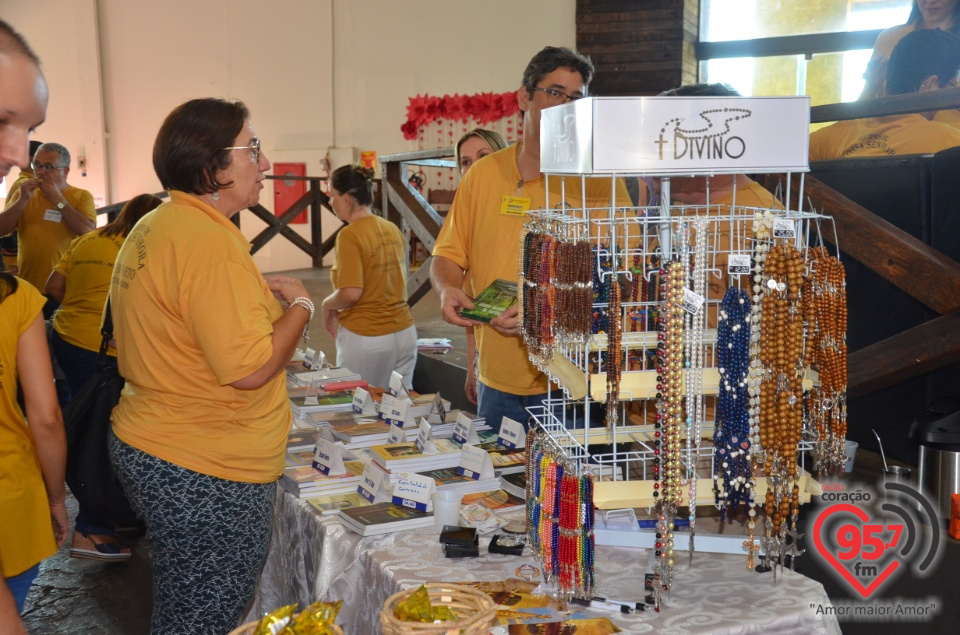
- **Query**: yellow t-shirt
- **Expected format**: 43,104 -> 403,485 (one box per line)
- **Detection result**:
110,191 -> 290,483
933,108 -> 960,129
331,215 -> 414,336
52,229 -> 125,354
9,184 -> 97,290
433,145 -> 631,395
809,114 -> 960,160
0,277 -> 57,577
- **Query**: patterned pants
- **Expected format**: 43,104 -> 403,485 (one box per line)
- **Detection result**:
109,432 -> 274,635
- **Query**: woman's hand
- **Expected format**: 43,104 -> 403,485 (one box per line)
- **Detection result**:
322,306 -> 339,339
49,500 -> 70,547
265,276 -> 311,305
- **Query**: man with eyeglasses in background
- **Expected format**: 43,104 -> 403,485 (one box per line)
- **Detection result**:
431,46 -> 630,434
0,142 -> 95,316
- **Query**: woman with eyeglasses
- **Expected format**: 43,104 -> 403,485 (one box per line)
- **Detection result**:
107,98 -> 313,634
321,164 -> 417,389
861,0 -> 960,100
454,129 -> 508,404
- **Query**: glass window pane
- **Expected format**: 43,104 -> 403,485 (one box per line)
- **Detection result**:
700,0 -> 913,41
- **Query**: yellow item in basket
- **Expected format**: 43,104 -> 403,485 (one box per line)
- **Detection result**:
393,585 -> 457,623
288,601 -> 343,634
254,604 -> 298,635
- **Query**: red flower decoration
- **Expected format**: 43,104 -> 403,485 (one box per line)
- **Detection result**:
400,90 -> 522,138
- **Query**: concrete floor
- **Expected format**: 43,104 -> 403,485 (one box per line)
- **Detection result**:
18,267 -> 960,634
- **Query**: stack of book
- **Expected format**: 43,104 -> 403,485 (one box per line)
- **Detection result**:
305,491 -> 373,516
500,471 -> 527,499
337,501 -> 434,536
288,366 -> 361,387
418,466 -> 500,496
278,449 -> 368,498
370,439 -> 462,474
289,390 -> 356,417
460,489 -> 525,513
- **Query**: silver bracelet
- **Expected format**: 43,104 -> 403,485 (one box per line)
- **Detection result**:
289,296 -> 315,342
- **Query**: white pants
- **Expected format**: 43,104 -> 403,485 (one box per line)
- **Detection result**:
335,324 -> 418,390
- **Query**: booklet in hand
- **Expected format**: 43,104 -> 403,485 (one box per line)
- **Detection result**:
460,279 -> 518,323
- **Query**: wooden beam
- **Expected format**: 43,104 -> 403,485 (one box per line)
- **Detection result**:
758,174 -> 960,315
811,86 -> 960,124
383,161 -> 443,252
407,256 -> 434,308
848,312 -> 960,398
248,192 -> 317,256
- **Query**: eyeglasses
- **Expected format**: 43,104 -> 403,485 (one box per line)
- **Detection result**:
30,162 -> 66,172
223,137 -> 262,162
531,86 -> 582,104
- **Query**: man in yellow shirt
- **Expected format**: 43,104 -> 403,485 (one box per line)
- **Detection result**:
810,29 -> 960,160
0,142 -> 95,316
431,46 -> 629,432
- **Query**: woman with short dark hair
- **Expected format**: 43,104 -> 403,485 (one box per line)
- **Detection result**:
108,98 -> 313,634
321,164 -> 417,389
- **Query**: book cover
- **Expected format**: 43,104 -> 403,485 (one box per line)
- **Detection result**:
461,489 -> 525,512
337,501 -> 433,536
460,279 -> 518,323
305,491 -> 371,515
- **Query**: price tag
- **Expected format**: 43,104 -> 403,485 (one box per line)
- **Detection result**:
392,471 -> 435,512
302,380 -> 320,406
452,412 -> 480,445
773,218 -> 796,239
352,387 -> 375,415
382,395 -> 415,428
357,463 -> 388,503
457,444 -> 495,480
302,348 -> 317,370
427,392 -> 446,424
388,370 -> 410,398
680,288 -> 705,315
386,422 -> 406,445
312,437 -> 345,476
498,417 -> 526,449
414,418 -> 438,454
728,253 -> 751,275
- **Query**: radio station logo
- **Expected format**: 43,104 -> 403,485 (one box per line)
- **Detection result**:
655,108 -> 751,161
809,480 -> 942,600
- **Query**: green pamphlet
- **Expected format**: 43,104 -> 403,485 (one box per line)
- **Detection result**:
460,279 -> 518,323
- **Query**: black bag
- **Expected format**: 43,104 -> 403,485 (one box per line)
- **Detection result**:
62,301 -> 140,528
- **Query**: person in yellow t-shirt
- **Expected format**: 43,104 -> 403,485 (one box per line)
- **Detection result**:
321,164 -> 417,390
108,98 -> 313,635
431,46 -> 630,433
45,193 -> 161,562
0,142 -> 96,317
811,29 -> 960,160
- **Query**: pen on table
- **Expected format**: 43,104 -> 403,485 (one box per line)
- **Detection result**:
593,596 -> 646,611
571,597 -> 645,613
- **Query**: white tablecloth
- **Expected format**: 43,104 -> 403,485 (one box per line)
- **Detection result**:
248,489 -> 842,635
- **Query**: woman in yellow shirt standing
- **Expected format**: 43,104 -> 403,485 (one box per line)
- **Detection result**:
321,165 -> 417,389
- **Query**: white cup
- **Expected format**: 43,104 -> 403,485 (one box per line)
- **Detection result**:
432,491 -> 463,531
844,440 -> 858,473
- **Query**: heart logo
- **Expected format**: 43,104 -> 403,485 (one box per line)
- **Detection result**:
812,503 -> 900,599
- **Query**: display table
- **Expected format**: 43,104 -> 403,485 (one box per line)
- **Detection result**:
248,490 -> 842,635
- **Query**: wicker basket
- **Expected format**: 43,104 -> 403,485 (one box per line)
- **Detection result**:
380,583 -> 497,635
227,615 -> 344,635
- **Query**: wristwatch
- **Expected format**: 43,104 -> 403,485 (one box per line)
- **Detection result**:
56,201 -> 66,210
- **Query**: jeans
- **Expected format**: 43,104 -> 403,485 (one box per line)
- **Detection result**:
477,382 -> 560,435
5,564 -> 39,612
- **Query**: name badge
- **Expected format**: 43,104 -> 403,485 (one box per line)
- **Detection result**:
498,417 -> 526,449
392,471 -> 435,512
44,208 -> 63,223
500,195 -> 531,216
312,437 -> 346,476
458,444 -> 495,481
452,412 -> 480,445
357,463 -> 387,503
414,418 -> 438,454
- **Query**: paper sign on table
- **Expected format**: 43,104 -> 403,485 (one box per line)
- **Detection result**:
458,444 -> 495,481
392,471 -> 435,512
498,417 -> 526,449
427,392 -> 446,424
452,412 -> 480,445
381,394 -> 415,428
316,427 -> 335,444
386,421 -> 406,445
302,348 -> 317,370
312,437 -> 346,476
352,387 -> 376,415
414,418 -> 438,454
357,463 -> 389,503
389,370 -> 410,399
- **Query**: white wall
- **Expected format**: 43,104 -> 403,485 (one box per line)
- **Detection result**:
5,0 -> 576,272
